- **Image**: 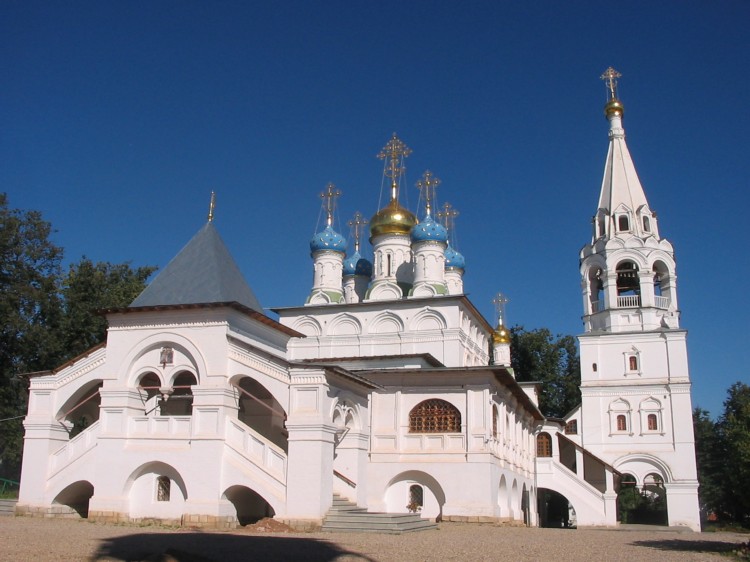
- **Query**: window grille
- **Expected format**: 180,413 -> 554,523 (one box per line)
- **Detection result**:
647,413 -> 658,431
564,420 -> 578,435
409,399 -> 461,433
156,476 -> 171,502
536,433 -> 552,457
617,414 -> 627,432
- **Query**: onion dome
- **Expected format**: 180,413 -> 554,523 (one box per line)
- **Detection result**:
310,225 -> 346,254
492,325 -> 510,344
604,98 -> 624,118
411,214 -> 448,243
343,250 -> 373,277
369,199 -> 417,239
444,243 -> 465,270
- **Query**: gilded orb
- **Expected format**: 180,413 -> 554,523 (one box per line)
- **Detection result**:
604,99 -> 625,118
369,199 -> 417,239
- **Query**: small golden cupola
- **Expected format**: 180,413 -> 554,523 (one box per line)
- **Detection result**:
369,133 -> 417,240
601,66 -> 624,118
492,293 -> 512,368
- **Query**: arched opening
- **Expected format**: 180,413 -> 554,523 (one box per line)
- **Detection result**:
538,488 -> 576,528
53,480 -> 94,518
409,399 -> 461,433
536,433 -> 552,457
160,371 -> 196,416
223,485 -> 276,526
617,472 -> 667,525
385,470 -> 445,521
617,215 -> 630,232
235,377 -> 288,452
588,267 -> 604,313
498,475 -> 508,517
616,261 -> 640,305
58,381 -> 103,439
652,260 -> 672,309
126,461 -> 188,521
642,216 -> 651,232
492,405 -> 499,440
408,484 -> 424,512
137,372 -> 162,416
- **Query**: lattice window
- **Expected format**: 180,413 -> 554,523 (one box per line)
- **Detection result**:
156,476 -> 171,502
647,413 -> 658,431
409,399 -> 461,433
617,414 -> 627,432
564,419 -> 578,435
536,433 -> 552,457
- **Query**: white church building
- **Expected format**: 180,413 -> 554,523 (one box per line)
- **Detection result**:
16,69 -> 701,531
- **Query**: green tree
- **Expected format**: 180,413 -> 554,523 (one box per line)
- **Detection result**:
0,194 -> 63,478
510,326 -> 581,418
716,382 -> 750,525
0,195 -> 156,480
59,258 -> 156,360
693,407 -> 722,518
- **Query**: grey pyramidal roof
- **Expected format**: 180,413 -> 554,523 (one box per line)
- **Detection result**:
130,222 -> 263,312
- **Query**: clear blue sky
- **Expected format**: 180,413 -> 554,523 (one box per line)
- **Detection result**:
2,2 -> 748,418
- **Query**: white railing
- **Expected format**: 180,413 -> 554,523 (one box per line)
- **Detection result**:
50,420 -> 100,475
225,419 -> 287,483
128,416 -> 192,437
617,295 -> 641,308
654,296 -> 670,309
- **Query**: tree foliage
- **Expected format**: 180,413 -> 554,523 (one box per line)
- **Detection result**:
694,382 -> 750,527
0,194 -> 155,479
510,326 -> 581,418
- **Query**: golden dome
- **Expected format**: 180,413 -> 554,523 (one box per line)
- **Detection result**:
492,325 -> 510,344
604,99 -> 625,118
369,199 -> 417,239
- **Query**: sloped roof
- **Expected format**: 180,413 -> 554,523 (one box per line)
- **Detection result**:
130,222 -> 262,311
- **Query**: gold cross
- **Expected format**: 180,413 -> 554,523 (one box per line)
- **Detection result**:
320,183 -> 341,226
416,170 -> 441,217
436,201 -> 459,232
600,67 -> 622,100
492,293 -> 510,326
348,211 -> 368,253
377,133 -> 412,200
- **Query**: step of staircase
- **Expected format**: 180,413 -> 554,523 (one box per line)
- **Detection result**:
322,494 -> 436,534
0,500 -> 17,516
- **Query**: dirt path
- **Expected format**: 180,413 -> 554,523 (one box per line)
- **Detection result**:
0,517 -> 747,561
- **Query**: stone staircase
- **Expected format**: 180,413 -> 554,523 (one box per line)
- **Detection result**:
0,500 -> 17,516
321,494 -> 436,534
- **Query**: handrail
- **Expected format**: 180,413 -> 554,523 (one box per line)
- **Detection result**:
334,470 -> 356,488
0,478 -> 19,495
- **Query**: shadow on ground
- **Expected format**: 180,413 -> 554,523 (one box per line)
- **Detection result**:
631,538 -> 741,556
94,532 -> 375,561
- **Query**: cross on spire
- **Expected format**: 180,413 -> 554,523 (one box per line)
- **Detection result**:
207,191 -> 216,223
377,133 -> 412,201
600,66 -> 622,101
320,182 -> 341,227
416,170 -> 441,217
348,211 -> 368,253
437,201 -> 459,232
492,292 -> 510,327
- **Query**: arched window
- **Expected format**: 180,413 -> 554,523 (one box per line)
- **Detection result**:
564,419 -> 578,435
492,406 -> 499,439
408,485 -> 424,512
156,476 -> 171,502
617,415 -> 627,432
647,413 -> 658,431
629,356 -> 638,371
616,261 -> 640,297
409,399 -> 461,433
536,433 -> 552,457
161,371 -> 197,416
618,215 -> 630,232
642,216 -> 651,232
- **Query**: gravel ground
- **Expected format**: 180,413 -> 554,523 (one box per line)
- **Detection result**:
0,517 -> 747,562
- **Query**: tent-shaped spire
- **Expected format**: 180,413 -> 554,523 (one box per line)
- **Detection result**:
130,222 -> 262,312
593,67 -> 659,241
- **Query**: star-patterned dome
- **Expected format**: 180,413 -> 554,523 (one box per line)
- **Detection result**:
444,243 -> 465,270
343,250 -> 373,277
411,214 -> 448,243
310,225 -> 346,254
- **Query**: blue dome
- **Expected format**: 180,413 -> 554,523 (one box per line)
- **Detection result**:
310,225 -> 346,253
343,251 -> 373,277
444,244 -> 465,270
411,214 -> 448,243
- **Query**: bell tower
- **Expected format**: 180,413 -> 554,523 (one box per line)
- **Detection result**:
577,68 -> 700,531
